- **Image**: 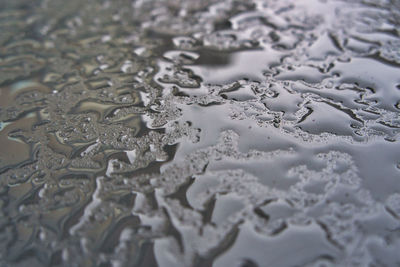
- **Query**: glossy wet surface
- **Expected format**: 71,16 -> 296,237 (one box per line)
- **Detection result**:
1,0 -> 400,266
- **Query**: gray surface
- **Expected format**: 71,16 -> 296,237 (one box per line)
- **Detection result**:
0,0 -> 400,266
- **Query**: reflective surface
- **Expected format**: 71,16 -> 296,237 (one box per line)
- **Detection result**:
1,0 -> 400,266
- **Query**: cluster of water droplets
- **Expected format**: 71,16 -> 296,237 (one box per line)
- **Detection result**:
0,0 -> 400,266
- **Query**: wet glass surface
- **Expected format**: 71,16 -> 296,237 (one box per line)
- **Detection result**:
1,0 -> 400,266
